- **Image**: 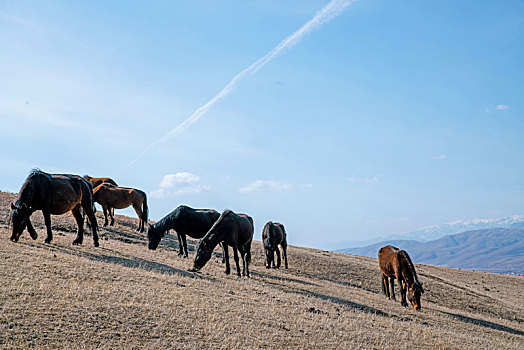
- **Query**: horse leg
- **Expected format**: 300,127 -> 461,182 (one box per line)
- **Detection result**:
389,277 -> 396,301
108,206 -> 115,226
181,234 -> 189,257
232,245 -> 241,277
220,242 -> 226,264
43,210 -> 53,244
71,205 -> 84,245
223,244 -> 231,275
81,196 -> 99,247
239,247 -> 247,277
400,278 -> 408,307
132,204 -> 142,232
245,242 -> 251,278
176,233 -> 183,256
281,243 -> 288,269
275,247 -> 281,269
101,205 -> 109,227
26,215 -> 38,240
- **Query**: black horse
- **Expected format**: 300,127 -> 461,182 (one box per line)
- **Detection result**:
191,210 -> 254,277
10,169 -> 99,246
262,221 -> 288,269
147,205 -> 221,257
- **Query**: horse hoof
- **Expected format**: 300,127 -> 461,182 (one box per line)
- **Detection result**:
72,240 -> 82,245
94,241 -> 99,247
31,234 -> 38,240
225,270 -> 231,275
44,239 -> 51,244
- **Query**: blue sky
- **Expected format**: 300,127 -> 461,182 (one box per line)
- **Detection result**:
1,0 -> 523,248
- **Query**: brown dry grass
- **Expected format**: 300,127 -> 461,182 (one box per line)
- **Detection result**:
0,191 -> 523,349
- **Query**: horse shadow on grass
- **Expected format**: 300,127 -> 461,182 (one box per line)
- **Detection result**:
251,270 -> 320,287
441,311 -> 524,336
19,241 -> 215,281
264,279 -> 391,318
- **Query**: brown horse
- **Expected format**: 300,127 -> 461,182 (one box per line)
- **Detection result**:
10,169 -> 99,246
262,221 -> 288,269
83,175 -> 118,188
92,183 -> 148,232
378,245 -> 424,310
83,175 -> 118,217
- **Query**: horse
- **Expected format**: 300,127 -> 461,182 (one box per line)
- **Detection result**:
83,175 -> 118,217
10,169 -> 99,247
191,210 -> 254,277
92,183 -> 148,232
378,245 -> 424,310
147,205 -> 222,258
83,175 -> 118,188
262,221 -> 288,269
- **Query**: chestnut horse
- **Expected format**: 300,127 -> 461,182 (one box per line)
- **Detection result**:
10,169 -> 99,246
92,183 -> 148,232
262,221 -> 288,269
83,175 -> 118,188
147,205 -> 222,257
378,245 -> 424,310
83,175 -> 118,217
191,210 -> 254,277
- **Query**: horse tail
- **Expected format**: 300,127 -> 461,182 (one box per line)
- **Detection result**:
141,191 -> 149,223
381,275 -> 387,295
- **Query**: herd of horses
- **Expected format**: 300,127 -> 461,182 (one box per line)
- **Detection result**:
8,169 -> 423,311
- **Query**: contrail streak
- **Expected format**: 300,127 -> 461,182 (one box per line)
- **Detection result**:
125,0 -> 355,169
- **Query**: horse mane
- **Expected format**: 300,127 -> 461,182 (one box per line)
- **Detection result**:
399,250 -> 420,286
28,168 -> 42,178
206,209 -> 232,233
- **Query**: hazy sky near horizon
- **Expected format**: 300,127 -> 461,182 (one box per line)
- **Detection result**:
1,1 -> 523,248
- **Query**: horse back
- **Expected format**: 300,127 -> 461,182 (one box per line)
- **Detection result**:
173,206 -> 220,238
378,245 -> 401,277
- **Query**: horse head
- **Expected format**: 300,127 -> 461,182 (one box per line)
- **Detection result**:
407,282 -> 424,310
10,202 -> 29,242
147,223 -> 164,250
192,238 -> 213,271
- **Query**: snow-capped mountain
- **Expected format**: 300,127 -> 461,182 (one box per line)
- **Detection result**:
327,214 -> 524,250
384,215 -> 524,242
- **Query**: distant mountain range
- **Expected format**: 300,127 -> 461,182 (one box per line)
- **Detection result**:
336,228 -> 524,275
327,215 -> 524,250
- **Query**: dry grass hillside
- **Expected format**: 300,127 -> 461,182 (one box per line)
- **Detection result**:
0,191 -> 523,349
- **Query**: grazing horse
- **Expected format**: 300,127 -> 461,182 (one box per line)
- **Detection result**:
92,183 -> 148,232
10,169 -> 99,246
191,210 -> 254,277
378,245 -> 424,310
148,205 -> 222,258
262,221 -> 288,269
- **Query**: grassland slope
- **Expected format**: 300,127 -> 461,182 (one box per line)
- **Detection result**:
0,191 -> 522,349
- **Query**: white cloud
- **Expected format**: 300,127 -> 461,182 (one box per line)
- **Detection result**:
150,172 -> 210,198
239,180 -> 294,194
347,177 -> 379,184
432,154 -> 447,160
495,104 -> 509,110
